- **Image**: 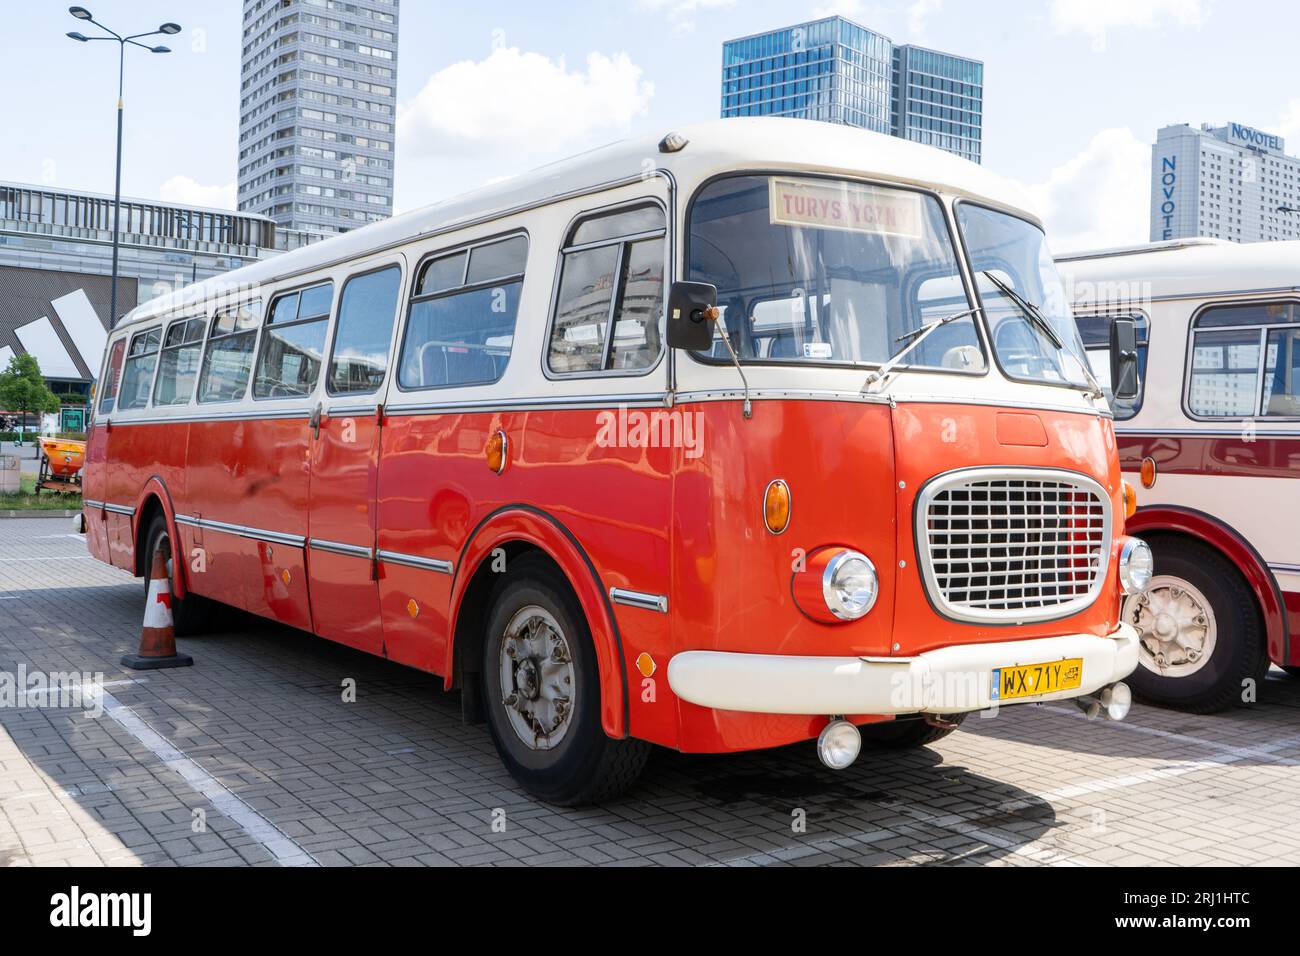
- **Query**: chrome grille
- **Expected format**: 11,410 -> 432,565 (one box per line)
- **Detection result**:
916,468 -> 1111,623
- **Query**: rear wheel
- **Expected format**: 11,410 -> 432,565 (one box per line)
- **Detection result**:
860,713 -> 965,749
142,514 -> 210,637
1120,538 -> 1268,713
481,554 -> 649,805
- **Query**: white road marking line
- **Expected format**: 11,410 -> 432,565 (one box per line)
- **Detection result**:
94,686 -> 318,867
0,555 -> 95,563
713,725 -> 1300,868
1037,704 -> 1300,765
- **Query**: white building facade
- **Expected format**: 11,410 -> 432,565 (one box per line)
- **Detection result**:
1151,122 -> 1300,243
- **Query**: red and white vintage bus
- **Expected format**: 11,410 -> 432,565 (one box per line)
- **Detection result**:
1060,238 -> 1300,712
81,119 -> 1146,803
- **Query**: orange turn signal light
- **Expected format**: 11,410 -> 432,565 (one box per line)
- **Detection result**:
763,479 -> 791,535
1139,456 -> 1157,490
1121,479 -> 1138,520
486,430 -> 508,474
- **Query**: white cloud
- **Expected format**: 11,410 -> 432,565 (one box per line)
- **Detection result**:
1276,99 -> 1300,142
158,176 -> 237,210
1050,0 -> 1212,49
637,0 -> 736,34
397,47 -> 654,161
1020,128 -> 1150,254
907,0 -> 943,37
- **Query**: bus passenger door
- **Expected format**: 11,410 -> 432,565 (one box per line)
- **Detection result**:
306,262 -> 406,654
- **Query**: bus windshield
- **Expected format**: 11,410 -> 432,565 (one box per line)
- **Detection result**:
687,175 -> 985,372
957,203 -> 1093,389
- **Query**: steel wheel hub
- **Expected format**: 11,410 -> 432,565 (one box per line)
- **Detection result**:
498,606 -> 575,751
1124,575 -> 1217,678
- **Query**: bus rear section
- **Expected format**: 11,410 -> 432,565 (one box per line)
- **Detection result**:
1060,239 -> 1300,713
82,118 -> 1145,803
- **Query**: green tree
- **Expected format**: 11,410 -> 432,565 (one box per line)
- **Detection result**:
0,353 -> 61,445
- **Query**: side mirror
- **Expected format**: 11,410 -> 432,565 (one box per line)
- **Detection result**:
666,281 -> 718,352
1109,317 -> 1140,402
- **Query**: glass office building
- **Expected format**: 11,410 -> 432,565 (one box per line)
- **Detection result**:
891,44 -> 983,164
238,0 -> 399,242
721,16 -> 983,164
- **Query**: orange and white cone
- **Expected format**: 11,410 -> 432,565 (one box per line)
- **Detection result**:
121,546 -> 194,670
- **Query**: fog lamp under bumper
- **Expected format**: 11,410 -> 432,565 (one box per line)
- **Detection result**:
666,624 -> 1139,716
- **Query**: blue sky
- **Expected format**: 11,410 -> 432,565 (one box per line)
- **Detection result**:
3,0 -> 1299,251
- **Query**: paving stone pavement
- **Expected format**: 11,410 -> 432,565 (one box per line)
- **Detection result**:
1,516 -> 1298,867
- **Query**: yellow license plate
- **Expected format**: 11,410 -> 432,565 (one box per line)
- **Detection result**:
992,658 -> 1083,701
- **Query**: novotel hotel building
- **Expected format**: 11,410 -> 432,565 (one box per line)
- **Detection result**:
1151,121 -> 1300,243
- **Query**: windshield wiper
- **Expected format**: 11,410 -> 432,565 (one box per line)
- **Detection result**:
980,270 -> 1104,399
980,271 -> 1063,350
862,307 -> 982,394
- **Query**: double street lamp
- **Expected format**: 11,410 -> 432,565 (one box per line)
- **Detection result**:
66,6 -> 182,329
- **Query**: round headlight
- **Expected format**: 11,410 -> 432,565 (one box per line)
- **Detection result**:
822,550 -> 879,620
1118,537 -> 1153,595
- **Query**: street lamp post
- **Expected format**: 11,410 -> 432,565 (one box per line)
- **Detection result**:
66,7 -> 181,330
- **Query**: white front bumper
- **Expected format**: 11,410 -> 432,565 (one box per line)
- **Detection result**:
667,624 -> 1140,716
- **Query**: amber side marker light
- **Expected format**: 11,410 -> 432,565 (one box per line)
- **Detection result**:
1121,479 -> 1138,520
1139,457 -> 1157,490
763,479 -> 791,534
486,430 -> 508,474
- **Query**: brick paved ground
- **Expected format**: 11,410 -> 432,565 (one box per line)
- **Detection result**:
1,516 -> 1297,867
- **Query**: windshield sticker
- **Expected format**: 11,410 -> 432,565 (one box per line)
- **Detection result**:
769,178 -> 924,238
803,342 -> 833,359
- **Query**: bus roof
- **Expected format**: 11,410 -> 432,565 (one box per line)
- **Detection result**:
1058,238 -> 1300,303
118,117 -> 1038,330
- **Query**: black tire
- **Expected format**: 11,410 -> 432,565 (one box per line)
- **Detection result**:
1285,667 -> 1300,679
141,514 -> 210,637
481,554 -> 649,805
1121,537 -> 1268,714
860,713 -> 965,749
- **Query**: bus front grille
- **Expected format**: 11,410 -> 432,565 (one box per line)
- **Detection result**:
915,468 -> 1112,624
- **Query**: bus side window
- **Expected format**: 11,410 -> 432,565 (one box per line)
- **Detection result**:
328,266 -> 403,395
153,316 -> 207,407
117,327 -> 163,411
198,301 -> 262,404
1187,301 -> 1297,419
97,338 -> 127,415
547,204 -> 666,375
397,234 -> 527,390
254,283 -> 334,399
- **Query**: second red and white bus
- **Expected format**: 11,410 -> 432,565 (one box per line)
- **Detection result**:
81,119 -> 1146,803
1060,238 -> 1300,712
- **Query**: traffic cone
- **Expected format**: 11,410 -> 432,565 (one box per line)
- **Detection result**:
121,546 -> 194,670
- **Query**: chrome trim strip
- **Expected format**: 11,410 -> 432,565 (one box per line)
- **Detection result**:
324,404 -> 378,416
609,587 -> 668,614
377,550 -> 454,575
82,498 -> 105,510
1066,284 -> 1300,308
1115,427 -> 1300,438
106,408 -> 313,426
172,513 -> 306,548
914,466 -> 1114,625
241,528 -> 307,548
103,503 -> 136,517
1269,563 -> 1300,575
387,392 -> 669,417
309,538 -> 373,559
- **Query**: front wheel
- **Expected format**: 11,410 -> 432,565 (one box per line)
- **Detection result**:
482,555 -> 649,805
141,515 -> 210,637
1120,538 -> 1268,713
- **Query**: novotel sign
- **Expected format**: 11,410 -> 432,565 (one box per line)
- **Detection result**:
1226,122 -> 1284,153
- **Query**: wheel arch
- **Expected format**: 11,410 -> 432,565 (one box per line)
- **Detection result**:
132,476 -> 190,598
446,505 -> 630,740
1128,505 -> 1288,666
